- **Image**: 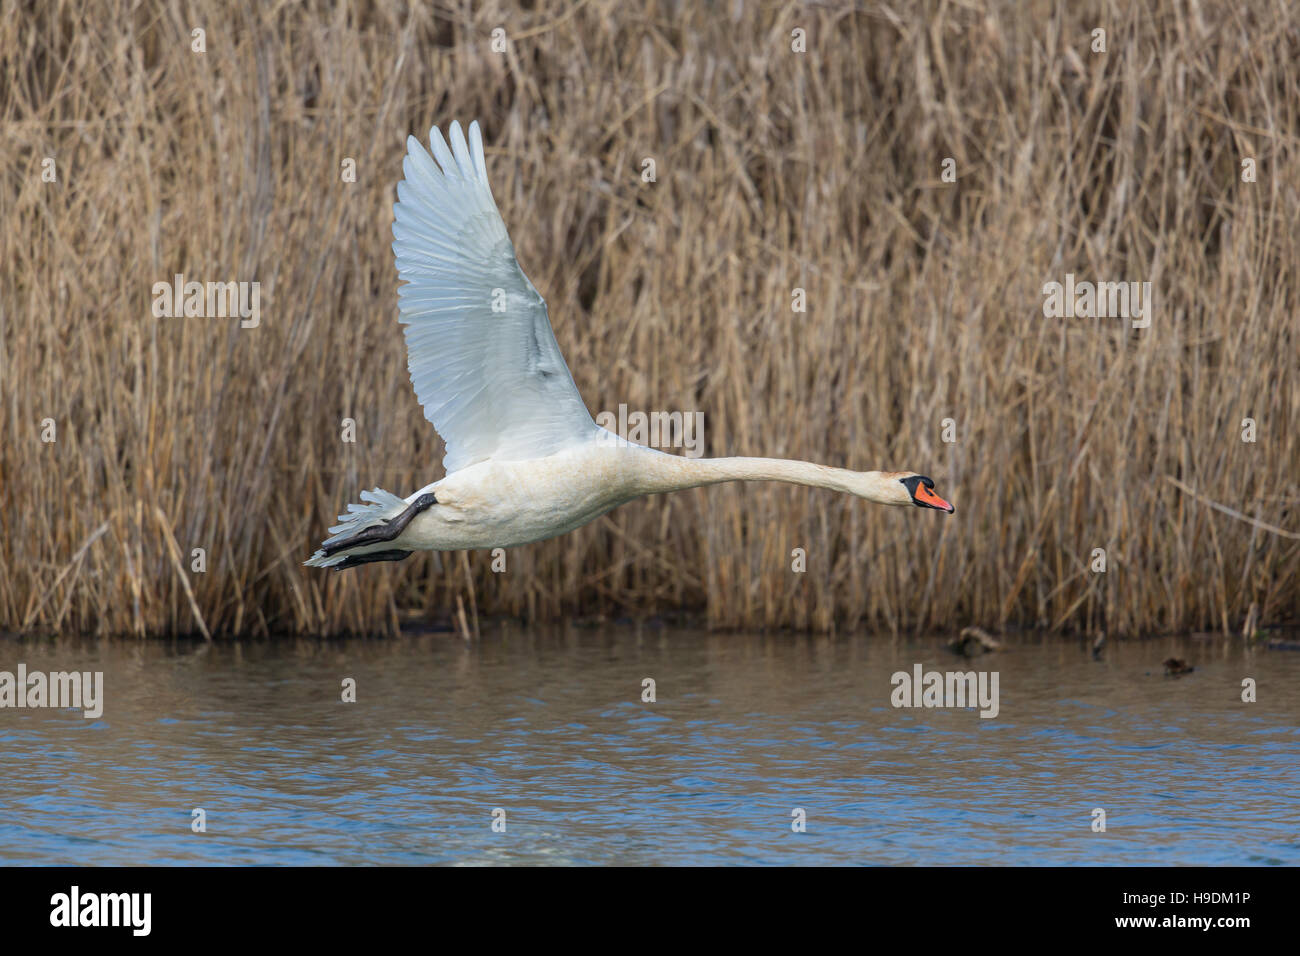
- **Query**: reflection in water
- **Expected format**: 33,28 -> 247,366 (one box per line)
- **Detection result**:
1,627 -> 1296,865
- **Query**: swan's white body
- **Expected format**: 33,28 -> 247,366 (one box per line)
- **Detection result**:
396,444 -> 652,553
306,121 -> 952,569
376,444 -> 926,553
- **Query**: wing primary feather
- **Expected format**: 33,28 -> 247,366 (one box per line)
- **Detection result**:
427,124 -> 457,178
449,120 -> 475,180
469,120 -> 489,183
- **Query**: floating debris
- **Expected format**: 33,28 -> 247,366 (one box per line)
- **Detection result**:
949,627 -> 1002,657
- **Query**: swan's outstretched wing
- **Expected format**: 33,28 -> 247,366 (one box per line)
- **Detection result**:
392,120 -> 596,474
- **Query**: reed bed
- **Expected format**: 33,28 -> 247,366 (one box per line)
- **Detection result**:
2,0 -> 1297,637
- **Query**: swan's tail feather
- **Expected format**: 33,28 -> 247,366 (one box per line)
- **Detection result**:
304,488 -> 411,569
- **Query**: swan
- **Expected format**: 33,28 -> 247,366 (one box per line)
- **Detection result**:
305,121 -> 954,570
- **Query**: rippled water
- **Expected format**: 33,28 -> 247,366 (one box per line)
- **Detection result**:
1,627 -> 1296,865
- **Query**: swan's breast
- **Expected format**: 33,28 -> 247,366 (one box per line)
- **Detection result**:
404,444 -> 645,550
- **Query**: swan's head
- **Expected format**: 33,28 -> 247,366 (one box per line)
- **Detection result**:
897,474 -> 955,513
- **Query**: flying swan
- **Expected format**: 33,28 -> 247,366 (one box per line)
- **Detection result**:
306,121 -> 954,570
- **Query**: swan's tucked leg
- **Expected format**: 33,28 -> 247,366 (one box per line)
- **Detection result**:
321,492 -> 438,556
332,549 -> 412,570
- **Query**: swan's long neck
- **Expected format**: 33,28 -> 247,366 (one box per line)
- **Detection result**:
631,452 -> 905,505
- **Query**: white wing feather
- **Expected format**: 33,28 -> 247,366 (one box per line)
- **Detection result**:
392,120 -> 597,474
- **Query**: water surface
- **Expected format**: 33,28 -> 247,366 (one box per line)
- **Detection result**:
2,627 -> 1296,865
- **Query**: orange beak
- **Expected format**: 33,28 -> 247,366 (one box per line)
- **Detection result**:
915,484 -> 955,513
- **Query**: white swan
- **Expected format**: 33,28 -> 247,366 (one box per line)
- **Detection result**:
306,121 -> 954,570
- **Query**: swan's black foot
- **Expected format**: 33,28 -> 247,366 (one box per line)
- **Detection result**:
332,549 -> 412,570
322,493 -> 438,556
